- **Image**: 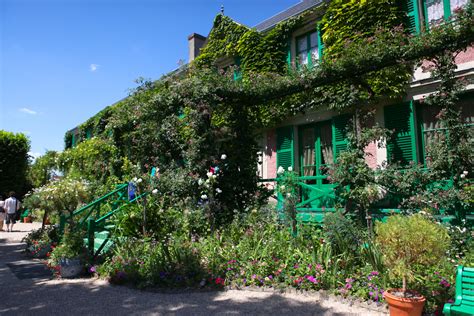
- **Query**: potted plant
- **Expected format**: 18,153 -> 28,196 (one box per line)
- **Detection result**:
48,229 -> 87,278
375,214 -> 450,316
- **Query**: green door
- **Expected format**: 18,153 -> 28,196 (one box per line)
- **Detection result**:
297,121 -> 336,222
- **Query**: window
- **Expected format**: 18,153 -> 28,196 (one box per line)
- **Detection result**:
418,100 -> 474,165
296,31 -> 319,69
424,0 -> 469,26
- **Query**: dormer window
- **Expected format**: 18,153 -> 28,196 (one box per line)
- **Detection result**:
296,31 -> 319,69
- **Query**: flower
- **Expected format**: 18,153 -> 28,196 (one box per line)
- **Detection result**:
221,154 -> 227,160
288,166 -> 293,172
198,179 -> 204,186
463,171 -> 468,175
201,194 -> 208,200
207,172 -> 213,178
137,178 -> 143,183
277,166 -> 285,174
216,188 -> 222,194
152,189 -> 158,194
461,174 -> 466,179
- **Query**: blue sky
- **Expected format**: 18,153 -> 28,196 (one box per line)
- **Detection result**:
0,0 -> 299,158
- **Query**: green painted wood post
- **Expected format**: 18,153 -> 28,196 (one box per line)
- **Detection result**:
87,218 -> 95,257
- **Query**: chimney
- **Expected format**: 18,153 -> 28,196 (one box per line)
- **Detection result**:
188,33 -> 207,62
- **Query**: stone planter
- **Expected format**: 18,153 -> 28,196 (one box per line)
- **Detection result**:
59,258 -> 83,278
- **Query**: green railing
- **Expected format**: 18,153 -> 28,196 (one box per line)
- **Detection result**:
59,183 -> 149,258
259,175 -> 472,224
59,183 -> 129,233
86,192 -> 148,257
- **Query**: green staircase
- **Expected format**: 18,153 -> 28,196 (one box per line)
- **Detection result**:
60,183 -> 147,258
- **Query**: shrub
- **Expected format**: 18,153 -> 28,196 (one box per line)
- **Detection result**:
375,214 -> 450,295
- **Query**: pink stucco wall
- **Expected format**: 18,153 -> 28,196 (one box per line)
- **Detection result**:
266,129 -> 277,179
455,46 -> 474,64
364,142 -> 378,169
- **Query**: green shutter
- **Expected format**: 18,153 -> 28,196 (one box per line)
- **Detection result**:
385,102 -> 417,165
71,133 -> 76,148
332,114 -> 352,161
277,126 -> 294,170
317,25 -> 324,59
233,57 -> 242,81
287,39 -> 292,71
403,0 -> 421,35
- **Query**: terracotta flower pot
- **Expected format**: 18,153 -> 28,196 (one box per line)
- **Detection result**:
23,216 -> 32,223
384,288 -> 426,316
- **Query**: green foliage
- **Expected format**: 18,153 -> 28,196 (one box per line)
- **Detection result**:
28,150 -> 59,188
323,211 -> 363,255
276,167 -> 299,234
0,130 -> 31,197
194,13 -> 302,75
58,138 -> 123,184
328,111 -> 389,226
23,226 -> 60,258
23,176 -> 92,224
375,214 -> 450,293
48,228 -> 88,267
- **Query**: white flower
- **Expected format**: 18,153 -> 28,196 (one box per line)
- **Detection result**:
198,179 -> 204,186
280,185 -> 285,190
277,166 -> 285,174
460,174 -> 466,179
201,194 -> 208,200
463,171 -> 469,175
286,193 -> 291,197
221,154 -> 227,160
137,178 -> 143,183
207,172 -> 213,178
133,177 -> 138,182
212,175 -> 217,179
152,189 -> 158,194
288,166 -> 293,172
216,188 -> 222,194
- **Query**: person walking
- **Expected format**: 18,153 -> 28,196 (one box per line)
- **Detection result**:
0,196 -> 5,231
4,192 -> 20,232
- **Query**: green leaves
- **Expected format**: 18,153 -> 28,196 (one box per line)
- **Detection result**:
375,214 -> 450,290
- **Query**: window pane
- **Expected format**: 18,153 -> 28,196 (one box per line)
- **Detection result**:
299,52 -> 308,66
302,128 -> 315,176
319,122 -> 333,166
297,37 -> 308,53
450,0 -> 469,14
310,32 -> 318,48
310,47 -> 319,63
426,0 -> 445,24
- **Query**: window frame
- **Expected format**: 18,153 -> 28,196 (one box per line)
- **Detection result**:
295,30 -> 320,69
422,0 -> 469,28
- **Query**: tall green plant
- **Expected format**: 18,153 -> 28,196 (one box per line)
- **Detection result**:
0,130 -> 31,197
375,214 -> 450,295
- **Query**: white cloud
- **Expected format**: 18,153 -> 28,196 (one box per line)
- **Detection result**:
90,64 -> 100,72
19,108 -> 37,115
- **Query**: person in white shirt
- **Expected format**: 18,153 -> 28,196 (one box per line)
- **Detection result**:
0,196 -> 5,231
4,192 -> 20,232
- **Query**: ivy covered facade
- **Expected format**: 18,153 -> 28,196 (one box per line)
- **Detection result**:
65,0 -> 473,223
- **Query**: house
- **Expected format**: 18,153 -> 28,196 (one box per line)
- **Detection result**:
66,0 -> 473,221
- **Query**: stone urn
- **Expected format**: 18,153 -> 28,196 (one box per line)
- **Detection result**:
59,258 -> 83,278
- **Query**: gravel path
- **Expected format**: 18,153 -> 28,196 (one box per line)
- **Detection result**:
0,223 -> 388,316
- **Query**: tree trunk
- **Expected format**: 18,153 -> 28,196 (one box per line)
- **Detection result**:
402,275 -> 407,297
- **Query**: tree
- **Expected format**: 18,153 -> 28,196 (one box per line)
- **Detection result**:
0,131 -> 31,197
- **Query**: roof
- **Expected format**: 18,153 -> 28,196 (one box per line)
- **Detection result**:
254,0 -> 323,32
